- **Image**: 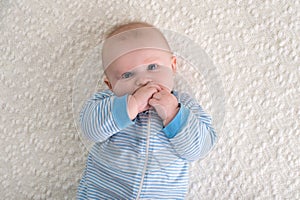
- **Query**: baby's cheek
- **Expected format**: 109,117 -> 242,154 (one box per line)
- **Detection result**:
153,76 -> 174,92
112,81 -> 137,96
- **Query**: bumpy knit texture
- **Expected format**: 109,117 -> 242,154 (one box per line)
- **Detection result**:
0,0 -> 299,199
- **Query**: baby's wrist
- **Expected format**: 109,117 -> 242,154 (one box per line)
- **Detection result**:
127,95 -> 138,120
163,104 -> 180,126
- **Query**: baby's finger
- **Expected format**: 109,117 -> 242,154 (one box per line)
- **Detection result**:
147,83 -> 161,91
149,99 -> 167,120
152,92 -> 162,100
149,98 -> 159,106
157,84 -> 171,92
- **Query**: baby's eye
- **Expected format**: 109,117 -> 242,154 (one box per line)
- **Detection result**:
147,64 -> 158,71
121,72 -> 133,79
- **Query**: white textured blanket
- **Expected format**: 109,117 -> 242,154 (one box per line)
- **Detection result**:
0,0 -> 299,199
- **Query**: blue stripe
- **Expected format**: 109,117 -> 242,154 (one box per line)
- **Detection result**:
163,103 -> 190,138
112,94 -> 134,129
77,90 -> 217,199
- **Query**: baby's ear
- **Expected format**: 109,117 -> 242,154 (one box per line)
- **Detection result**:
104,77 -> 113,90
171,55 -> 177,73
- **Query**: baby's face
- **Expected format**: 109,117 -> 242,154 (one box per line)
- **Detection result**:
104,49 -> 176,96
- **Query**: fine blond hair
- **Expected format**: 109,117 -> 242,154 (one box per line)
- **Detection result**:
105,21 -> 155,39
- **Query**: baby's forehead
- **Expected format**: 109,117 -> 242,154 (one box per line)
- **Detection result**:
102,27 -> 171,71
116,49 -> 172,63
105,49 -> 172,77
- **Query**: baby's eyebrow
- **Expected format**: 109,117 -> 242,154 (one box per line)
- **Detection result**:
143,56 -> 159,63
112,68 -> 127,79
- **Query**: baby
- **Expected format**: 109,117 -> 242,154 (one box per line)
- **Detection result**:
77,22 -> 217,199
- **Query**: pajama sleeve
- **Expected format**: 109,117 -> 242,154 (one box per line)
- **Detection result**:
163,92 -> 217,162
79,90 -> 134,143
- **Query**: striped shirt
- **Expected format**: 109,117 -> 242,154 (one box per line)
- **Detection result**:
77,90 -> 217,199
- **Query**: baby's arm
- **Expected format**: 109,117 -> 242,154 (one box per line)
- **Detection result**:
80,84 -> 161,142
79,90 -> 134,142
162,92 -> 217,161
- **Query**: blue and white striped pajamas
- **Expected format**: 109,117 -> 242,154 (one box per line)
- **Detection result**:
77,90 -> 217,199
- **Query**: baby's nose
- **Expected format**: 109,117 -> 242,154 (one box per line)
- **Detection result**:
135,76 -> 152,86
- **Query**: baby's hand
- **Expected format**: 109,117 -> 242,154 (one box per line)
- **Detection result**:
149,86 -> 179,126
127,83 -> 161,120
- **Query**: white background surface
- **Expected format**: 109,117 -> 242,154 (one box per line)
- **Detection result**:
1,0 -> 299,199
